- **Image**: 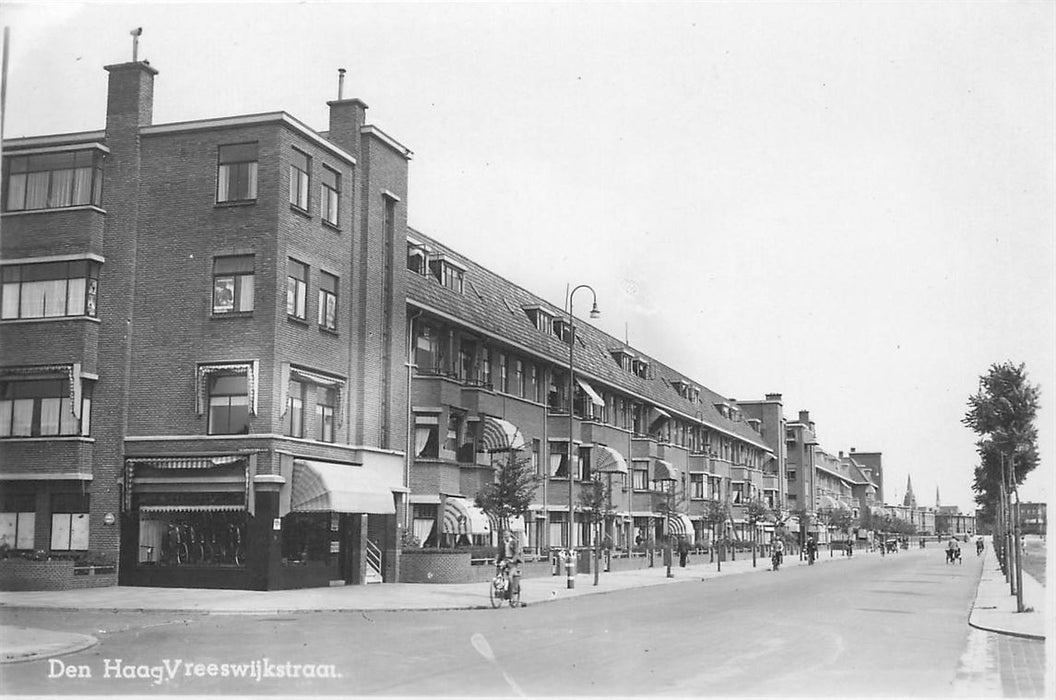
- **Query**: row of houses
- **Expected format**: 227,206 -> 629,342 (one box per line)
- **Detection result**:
3,55 -> 908,591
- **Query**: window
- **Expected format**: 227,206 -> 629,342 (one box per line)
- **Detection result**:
731,482 -> 744,504
286,259 -> 307,320
4,150 -> 103,212
407,244 -> 427,275
632,464 -> 649,491
0,493 -> 36,549
289,149 -> 310,211
217,143 -> 258,203
50,493 -> 89,551
515,360 -> 525,398
207,373 -> 250,435
445,411 -> 464,454
321,166 -> 340,226
531,438 -> 542,476
0,379 -> 91,437
2,261 -> 100,320
579,446 -> 591,481
788,470 -> 797,482
498,354 -> 508,393
283,380 -> 305,438
690,473 -> 705,499
318,272 -> 338,330
428,257 -> 465,293
415,323 -> 439,375
413,414 -> 439,458
212,255 -> 254,314
316,386 -> 336,443
531,365 -> 542,403
549,442 -> 569,478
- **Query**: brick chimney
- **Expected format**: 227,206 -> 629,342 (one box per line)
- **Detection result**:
798,410 -> 810,424
765,393 -> 782,402
328,97 -> 368,157
104,61 -> 157,130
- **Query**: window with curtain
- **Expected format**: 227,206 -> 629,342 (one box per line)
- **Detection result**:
316,387 -> 336,443
317,271 -> 338,331
289,148 -> 310,211
216,143 -> 258,203
549,442 -> 568,478
4,150 -> 103,212
632,464 -> 649,491
415,323 -> 439,375
283,379 -> 305,438
2,260 -> 100,320
212,255 -> 254,314
286,259 -> 308,320
414,414 -> 439,458
0,378 -> 90,438
207,373 -> 250,435
690,473 -> 705,499
321,165 -> 340,226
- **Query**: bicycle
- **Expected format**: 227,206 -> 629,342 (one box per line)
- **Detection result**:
489,563 -> 520,608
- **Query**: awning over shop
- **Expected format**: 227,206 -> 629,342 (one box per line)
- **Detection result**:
575,377 -> 605,407
140,504 -> 244,513
291,460 -> 396,514
593,445 -> 628,475
667,513 -> 695,543
128,455 -> 244,470
443,497 -> 492,536
479,416 -> 527,452
653,459 -> 679,482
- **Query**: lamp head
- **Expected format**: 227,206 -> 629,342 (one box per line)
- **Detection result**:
589,301 -> 600,319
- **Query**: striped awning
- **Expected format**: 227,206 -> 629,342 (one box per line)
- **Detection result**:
479,416 -> 527,452
593,445 -> 628,475
290,460 -> 396,514
575,377 -> 605,407
667,513 -> 695,543
819,495 -> 838,509
654,459 -> 679,482
127,455 -> 244,470
443,497 -> 492,535
140,504 -> 245,513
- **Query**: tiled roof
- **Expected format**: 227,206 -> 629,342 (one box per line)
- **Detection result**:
405,227 -> 769,449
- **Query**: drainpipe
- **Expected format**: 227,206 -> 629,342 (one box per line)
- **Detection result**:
405,310 -> 423,532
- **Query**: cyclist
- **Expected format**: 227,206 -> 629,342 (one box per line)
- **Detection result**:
771,537 -> 785,570
496,529 -> 524,605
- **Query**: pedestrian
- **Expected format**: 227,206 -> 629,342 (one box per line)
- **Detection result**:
846,540 -> 853,557
496,529 -> 524,605
677,536 -> 689,567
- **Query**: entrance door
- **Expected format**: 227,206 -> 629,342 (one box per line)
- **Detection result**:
338,513 -> 362,585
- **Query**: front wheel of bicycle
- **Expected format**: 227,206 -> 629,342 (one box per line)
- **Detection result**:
489,578 -> 503,609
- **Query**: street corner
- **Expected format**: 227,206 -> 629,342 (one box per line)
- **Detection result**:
0,625 -> 98,664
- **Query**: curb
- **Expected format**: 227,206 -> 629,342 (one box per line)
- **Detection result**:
1,630 -> 98,665
965,547 -> 1045,642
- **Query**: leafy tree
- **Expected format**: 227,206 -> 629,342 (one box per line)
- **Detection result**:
829,508 -> 855,539
578,475 -> 616,585
963,362 -> 1041,508
474,451 -> 540,535
744,496 -> 772,568
700,498 -> 730,570
791,507 -> 812,554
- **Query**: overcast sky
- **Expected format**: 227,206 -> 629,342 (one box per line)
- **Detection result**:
3,1 -> 1053,513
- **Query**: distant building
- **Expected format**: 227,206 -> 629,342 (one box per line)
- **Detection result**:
1018,502 -> 1047,535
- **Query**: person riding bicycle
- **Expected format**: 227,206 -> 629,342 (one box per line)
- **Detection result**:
975,537 -> 984,556
772,538 -> 785,569
946,537 -> 960,564
495,529 -> 523,602
805,536 -> 817,564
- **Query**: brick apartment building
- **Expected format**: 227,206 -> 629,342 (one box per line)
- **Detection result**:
1,58 -> 411,590
2,53 -> 894,591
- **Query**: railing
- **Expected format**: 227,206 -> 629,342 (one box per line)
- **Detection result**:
365,539 -> 383,583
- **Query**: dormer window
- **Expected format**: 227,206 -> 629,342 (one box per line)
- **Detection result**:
524,306 -> 555,334
427,254 -> 466,293
610,348 -> 634,371
552,318 -> 572,343
632,358 -> 649,379
406,238 -> 429,275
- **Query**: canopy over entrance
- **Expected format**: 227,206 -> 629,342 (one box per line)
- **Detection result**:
291,460 -> 396,514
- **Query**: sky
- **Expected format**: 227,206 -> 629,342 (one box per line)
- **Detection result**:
2,1 -> 1053,514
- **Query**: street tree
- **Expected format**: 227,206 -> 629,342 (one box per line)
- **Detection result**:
474,450 -> 540,537
744,496 -> 772,568
577,475 -> 616,586
791,507 -> 812,556
700,498 -> 730,571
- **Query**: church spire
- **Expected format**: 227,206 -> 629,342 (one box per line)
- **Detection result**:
902,475 -> 916,508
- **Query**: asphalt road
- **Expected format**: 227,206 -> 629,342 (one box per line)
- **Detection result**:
0,546 -> 983,696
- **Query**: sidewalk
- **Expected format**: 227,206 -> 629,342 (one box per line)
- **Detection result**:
968,544 -> 1048,641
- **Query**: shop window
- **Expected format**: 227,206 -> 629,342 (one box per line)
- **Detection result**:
0,378 -> 90,437
212,255 -> 254,315
1,260 -> 100,320
316,387 -> 336,443
207,373 -> 250,435
50,493 -> 89,551
281,512 -> 333,565
289,148 -> 310,212
137,509 -> 247,567
216,142 -> 258,203
4,149 -> 103,212
0,492 -> 36,550
321,166 -> 340,226
413,414 -> 439,458
283,379 -> 305,438
317,271 -> 338,331
286,259 -> 308,320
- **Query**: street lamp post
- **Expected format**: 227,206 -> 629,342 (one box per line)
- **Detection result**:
565,284 -> 599,558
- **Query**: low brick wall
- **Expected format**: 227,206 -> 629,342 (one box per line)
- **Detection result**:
0,559 -> 119,591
